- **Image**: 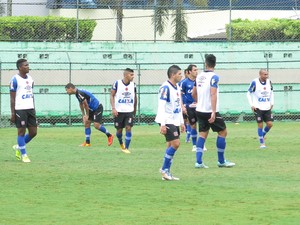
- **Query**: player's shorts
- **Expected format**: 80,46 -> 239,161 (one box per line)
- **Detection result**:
88,104 -> 104,124
186,107 -> 197,125
163,124 -> 180,142
15,109 -> 37,128
254,109 -> 274,123
114,112 -> 134,129
196,111 -> 226,132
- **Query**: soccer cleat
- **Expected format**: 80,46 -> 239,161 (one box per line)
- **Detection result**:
120,143 -> 126,150
218,160 -> 235,168
195,162 -> 209,169
22,155 -> 31,163
160,169 -> 179,181
192,145 -> 197,152
107,135 -> 114,146
260,144 -> 267,149
79,142 -> 91,147
13,145 -> 21,160
121,148 -> 131,154
203,145 -> 208,151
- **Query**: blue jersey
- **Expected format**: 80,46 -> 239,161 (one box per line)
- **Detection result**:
180,78 -> 196,107
76,89 -> 99,111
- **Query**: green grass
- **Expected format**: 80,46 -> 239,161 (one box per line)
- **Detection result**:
1,122 -> 300,225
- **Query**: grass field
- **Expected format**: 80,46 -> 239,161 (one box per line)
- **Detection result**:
1,122 -> 300,225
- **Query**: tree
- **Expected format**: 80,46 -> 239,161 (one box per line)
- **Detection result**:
151,0 -> 208,42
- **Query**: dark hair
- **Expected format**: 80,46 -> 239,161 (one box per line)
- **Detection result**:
167,65 -> 181,78
187,64 -> 197,72
65,83 -> 75,89
16,58 -> 27,70
205,54 -> 216,68
124,68 -> 134,73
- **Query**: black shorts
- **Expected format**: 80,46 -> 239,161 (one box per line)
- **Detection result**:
196,111 -> 226,133
254,109 -> 274,123
164,124 -> 180,142
89,104 -> 103,124
114,112 -> 134,129
186,107 -> 197,125
15,109 -> 37,128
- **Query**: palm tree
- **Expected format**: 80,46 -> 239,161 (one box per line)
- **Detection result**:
151,0 -> 208,42
95,0 -> 123,42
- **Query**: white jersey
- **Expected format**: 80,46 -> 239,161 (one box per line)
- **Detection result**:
9,74 -> 35,110
155,80 -> 184,126
195,70 -> 220,113
247,78 -> 274,110
112,80 -> 136,113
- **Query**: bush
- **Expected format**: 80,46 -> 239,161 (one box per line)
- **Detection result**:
227,18 -> 300,41
0,16 -> 97,42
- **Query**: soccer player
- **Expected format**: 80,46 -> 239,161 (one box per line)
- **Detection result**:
10,59 -> 37,163
192,54 -> 235,168
110,68 -> 137,154
155,65 -> 185,181
180,64 -> 207,152
247,69 -> 274,148
65,83 -> 114,147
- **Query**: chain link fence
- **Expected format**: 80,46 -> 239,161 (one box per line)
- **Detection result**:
1,46 -> 300,127
0,1 -> 300,41
0,1 -> 300,127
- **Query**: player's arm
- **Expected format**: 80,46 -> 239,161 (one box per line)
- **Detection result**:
247,80 -> 256,111
270,80 -> 274,110
157,86 -> 169,135
110,88 -> 118,117
10,91 -> 16,123
208,75 -> 219,123
133,84 -> 137,116
80,100 -> 89,123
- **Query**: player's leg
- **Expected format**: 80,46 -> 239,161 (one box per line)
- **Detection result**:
254,109 -> 266,148
212,114 -> 235,167
124,112 -> 134,151
80,119 -> 92,146
262,110 -> 273,138
93,105 -> 114,146
194,112 -> 209,168
25,109 -> 37,144
160,124 -> 180,180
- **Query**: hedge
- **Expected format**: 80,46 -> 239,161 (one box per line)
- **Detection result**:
226,18 -> 300,41
0,16 -> 97,42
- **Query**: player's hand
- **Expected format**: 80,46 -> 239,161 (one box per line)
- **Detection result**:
160,125 -> 167,135
180,124 -> 185,133
208,112 -> 216,124
82,115 -> 88,124
251,106 -> 256,112
112,108 -> 118,117
10,114 -> 15,123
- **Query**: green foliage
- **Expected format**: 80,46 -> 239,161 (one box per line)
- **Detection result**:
1,123 -> 300,224
227,18 -> 300,41
0,16 -> 97,42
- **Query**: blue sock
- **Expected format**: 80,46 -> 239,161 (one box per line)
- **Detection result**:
85,127 -> 91,144
17,135 -> 26,155
263,126 -> 270,137
186,125 -> 191,141
99,125 -> 111,137
162,146 -> 176,171
24,134 -> 32,144
116,132 -> 123,145
217,136 -> 226,164
191,128 -> 197,146
258,128 -> 264,144
196,137 -> 205,164
125,131 -> 132,149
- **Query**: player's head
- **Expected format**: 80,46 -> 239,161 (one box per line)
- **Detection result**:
65,83 -> 76,95
184,69 -> 189,78
167,65 -> 182,83
205,54 -> 216,68
16,58 -> 29,73
187,64 -> 198,79
259,69 -> 269,81
123,68 -> 134,83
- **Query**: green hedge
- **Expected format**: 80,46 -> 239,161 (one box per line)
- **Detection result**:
0,16 -> 97,42
227,18 -> 300,41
